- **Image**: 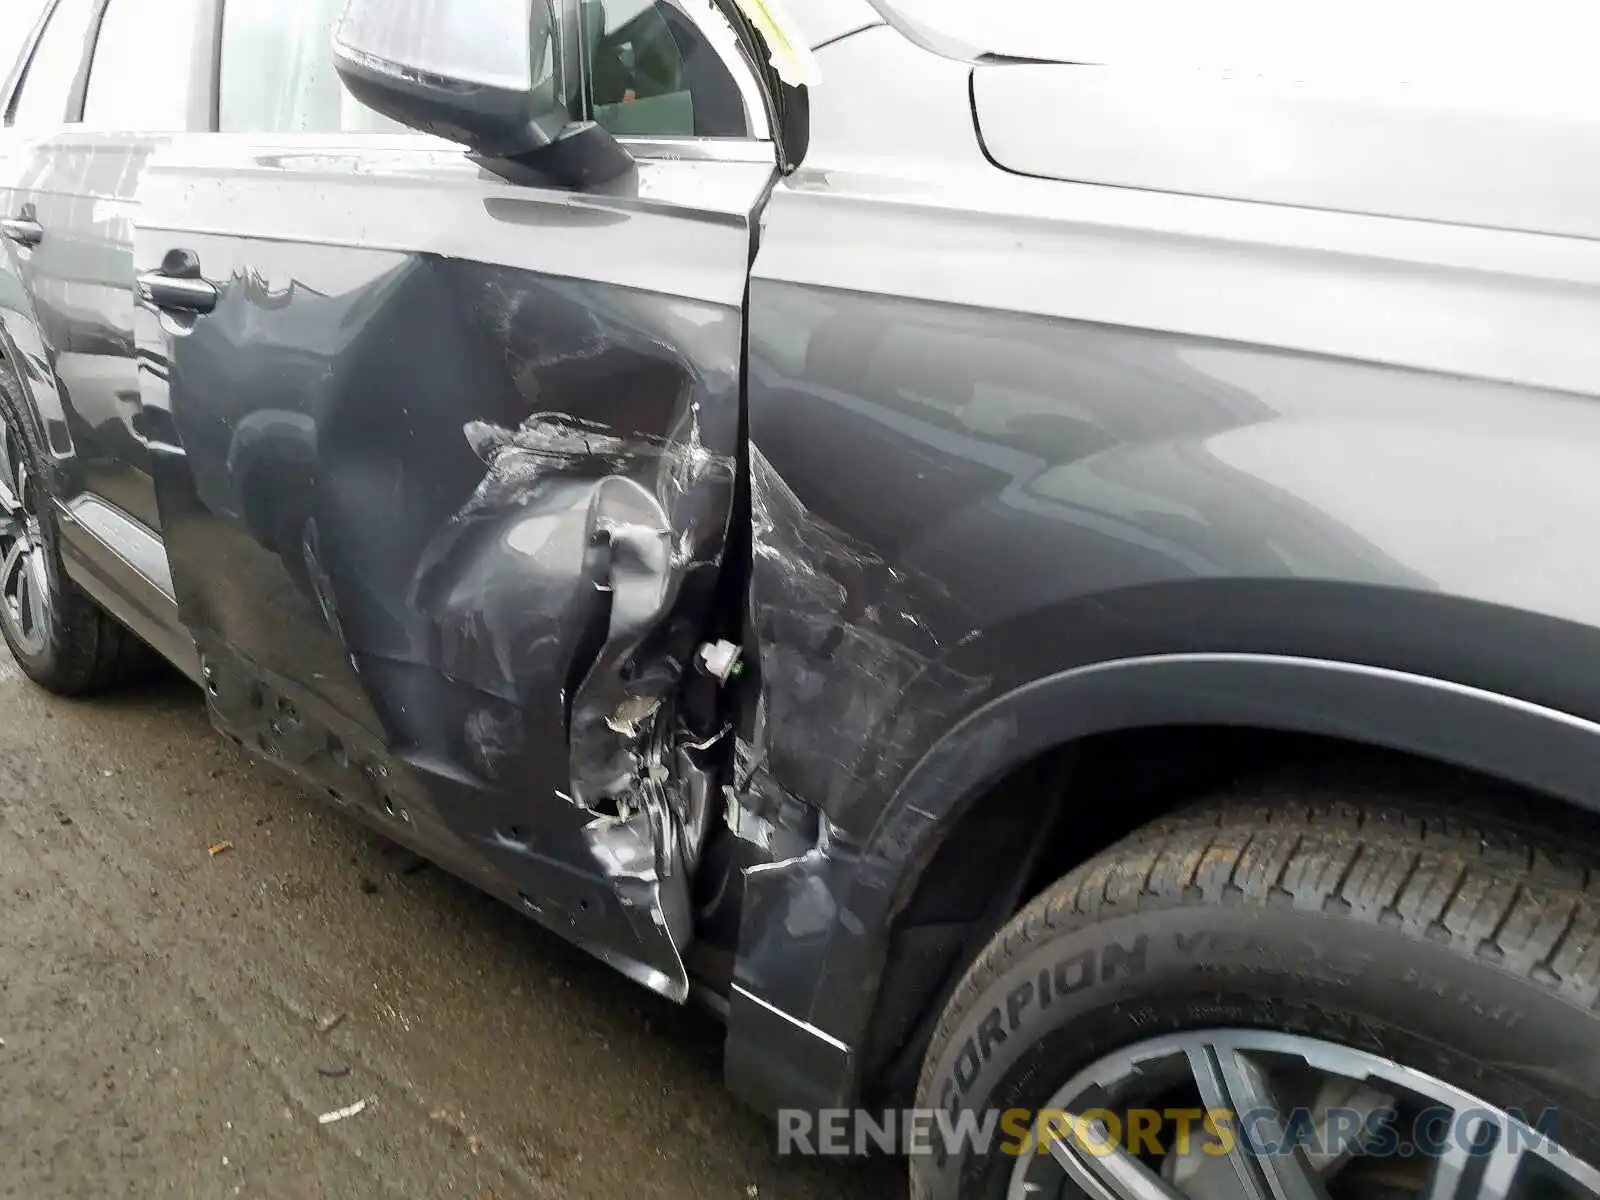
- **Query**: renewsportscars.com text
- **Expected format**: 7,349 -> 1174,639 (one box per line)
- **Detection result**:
777,1105 -> 1560,1159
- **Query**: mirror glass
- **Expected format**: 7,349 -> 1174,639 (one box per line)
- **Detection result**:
335,0 -> 540,93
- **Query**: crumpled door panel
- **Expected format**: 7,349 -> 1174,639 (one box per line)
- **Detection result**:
146,251 -> 740,1000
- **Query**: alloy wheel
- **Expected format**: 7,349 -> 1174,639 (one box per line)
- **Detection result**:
1007,1030 -> 1600,1200
0,410 -> 51,657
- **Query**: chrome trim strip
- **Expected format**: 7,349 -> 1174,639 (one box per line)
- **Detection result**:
729,984 -> 852,1054
60,495 -> 174,600
616,135 -> 776,164
55,497 -> 202,682
1064,651 -> 1600,741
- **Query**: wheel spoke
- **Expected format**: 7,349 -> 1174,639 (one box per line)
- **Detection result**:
21,544 -> 48,636
1423,1113 -> 1577,1200
1046,1115 -> 1187,1200
1187,1045 -> 1276,1200
1423,1116 -> 1489,1200
1046,1136 -> 1120,1200
15,550 -> 33,633
1187,1044 -> 1332,1200
1,538 -> 26,608
0,419 -> 20,518
1020,1032 -> 1600,1200
1542,1148 -> 1600,1200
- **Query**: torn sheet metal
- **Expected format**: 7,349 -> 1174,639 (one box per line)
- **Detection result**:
578,726 -> 725,993
744,444 -> 987,828
413,399 -> 733,809
394,285 -> 737,1001
132,132 -> 777,1006
727,442 -> 991,1101
152,248 -> 743,1003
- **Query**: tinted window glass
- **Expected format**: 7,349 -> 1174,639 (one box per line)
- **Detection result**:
219,0 -> 401,134
584,0 -> 750,138
9,0 -> 95,129
83,0 -> 203,129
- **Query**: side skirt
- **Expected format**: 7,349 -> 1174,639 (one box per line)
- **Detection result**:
55,496 -> 201,682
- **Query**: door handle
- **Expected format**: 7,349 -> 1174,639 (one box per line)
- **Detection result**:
0,215 -> 43,247
138,270 -> 218,315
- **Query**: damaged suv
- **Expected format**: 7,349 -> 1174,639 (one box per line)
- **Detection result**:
5,0 -> 1600,1196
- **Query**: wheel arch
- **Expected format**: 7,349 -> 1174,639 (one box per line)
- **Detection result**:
848,652 -> 1600,1093
0,273 -> 76,479
886,651 -> 1600,862
723,648 -> 1600,1116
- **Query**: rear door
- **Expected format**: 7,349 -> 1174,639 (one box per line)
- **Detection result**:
133,0 -> 774,1000
0,0 -> 212,671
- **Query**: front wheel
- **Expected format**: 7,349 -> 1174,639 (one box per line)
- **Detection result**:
912,769 -> 1600,1199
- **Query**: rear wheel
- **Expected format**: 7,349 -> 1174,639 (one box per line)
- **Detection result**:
0,360 -> 152,694
0,402 -> 52,663
912,768 -> 1600,1199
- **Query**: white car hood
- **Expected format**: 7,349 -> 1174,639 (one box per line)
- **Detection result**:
973,56 -> 1600,240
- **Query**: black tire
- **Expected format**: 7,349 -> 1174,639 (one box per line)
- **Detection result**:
0,359 -> 152,694
912,764 -> 1600,1198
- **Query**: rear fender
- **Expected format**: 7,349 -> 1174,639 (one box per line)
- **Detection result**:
0,254 -> 76,483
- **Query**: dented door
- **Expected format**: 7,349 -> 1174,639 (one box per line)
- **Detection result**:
132,135 -> 771,999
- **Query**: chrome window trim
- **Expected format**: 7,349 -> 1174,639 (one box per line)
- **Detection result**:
3,0 -> 62,123
615,134 -> 775,164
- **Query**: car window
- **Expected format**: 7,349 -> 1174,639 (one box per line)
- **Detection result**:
219,0 -> 402,135
584,0 -> 750,138
1,5 -> 44,89
8,0 -> 95,129
82,0 -> 203,130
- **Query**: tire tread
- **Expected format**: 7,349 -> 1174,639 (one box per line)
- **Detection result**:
917,765 -> 1600,1115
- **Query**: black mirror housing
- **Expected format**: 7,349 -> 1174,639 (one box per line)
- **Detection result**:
333,0 -> 594,164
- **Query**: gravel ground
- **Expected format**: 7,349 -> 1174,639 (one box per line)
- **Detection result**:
0,657 -> 902,1199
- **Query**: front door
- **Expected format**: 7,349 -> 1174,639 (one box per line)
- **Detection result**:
132,0 -> 774,999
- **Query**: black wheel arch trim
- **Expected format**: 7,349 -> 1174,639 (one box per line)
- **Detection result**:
879,651 -> 1600,865
724,651 -> 1600,1116
0,286 -> 77,493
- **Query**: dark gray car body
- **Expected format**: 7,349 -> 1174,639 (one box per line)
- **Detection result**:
6,0 -> 1600,1119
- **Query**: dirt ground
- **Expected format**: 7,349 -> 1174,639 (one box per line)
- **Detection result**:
0,657 -> 903,1199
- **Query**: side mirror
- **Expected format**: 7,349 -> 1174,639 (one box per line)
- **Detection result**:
334,0 -> 633,185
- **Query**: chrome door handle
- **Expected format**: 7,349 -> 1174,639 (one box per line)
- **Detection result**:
138,271 -> 218,315
0,216 -> 43,247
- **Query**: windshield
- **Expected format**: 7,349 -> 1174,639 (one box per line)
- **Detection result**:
884,0 -> 1600,97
